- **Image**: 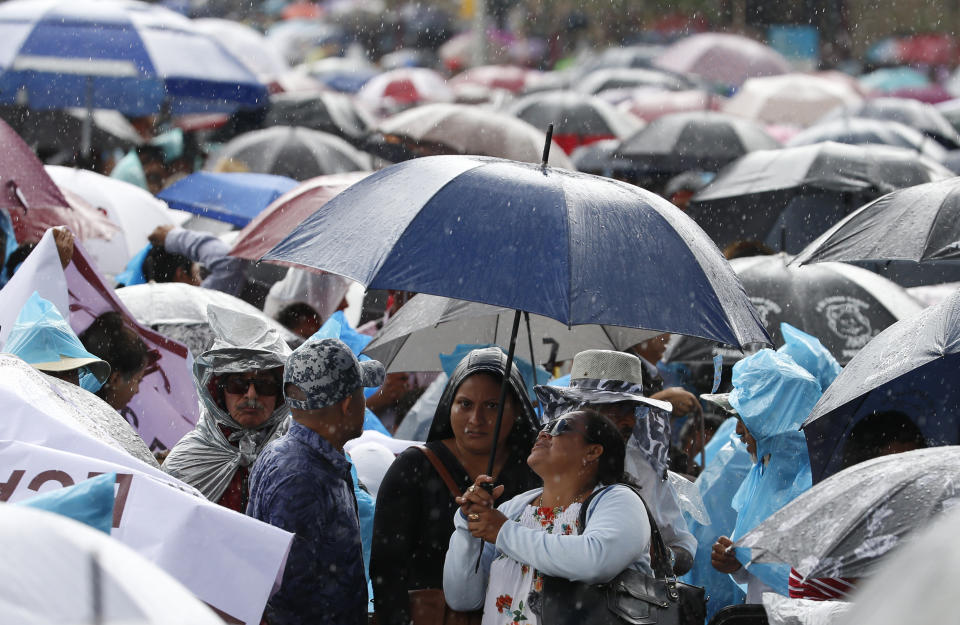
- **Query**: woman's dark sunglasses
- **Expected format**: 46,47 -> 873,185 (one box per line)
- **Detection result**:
541,416 -> 582,437
221,376 -> 281,397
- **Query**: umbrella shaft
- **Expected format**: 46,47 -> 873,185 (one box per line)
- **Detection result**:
485,309 -> 522,475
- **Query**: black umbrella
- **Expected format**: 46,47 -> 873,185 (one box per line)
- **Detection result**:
577,67 -> 693,95
663,253 -> 923,379
263,92 -> 373,142
792,177 -> 960,287
822,97 -> 960,149
787,118 -> 946,161
802,288 -> 960,483
687,142 -> 953,254
0,105 -> 142,156
506,90 -> 641,151
206,126 -> 372,180
569,139 -> 634,177
615,111 -> 780,183
935,98 -> 960,135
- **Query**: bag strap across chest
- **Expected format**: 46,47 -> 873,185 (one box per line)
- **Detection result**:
416,445 -> 463,499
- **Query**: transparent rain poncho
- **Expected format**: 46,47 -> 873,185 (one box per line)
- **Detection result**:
4,292 -> 110,393
162,304 -> 292,502
729,349 -> 822,595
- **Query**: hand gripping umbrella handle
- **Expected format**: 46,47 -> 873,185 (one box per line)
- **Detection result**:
474,309 -> 523,572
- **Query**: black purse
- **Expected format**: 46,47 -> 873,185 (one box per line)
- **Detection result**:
541,485 -> 706,625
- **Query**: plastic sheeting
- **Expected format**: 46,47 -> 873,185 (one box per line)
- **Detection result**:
729,349 -> 821,594
681,417 -> 753,622
738,446 -> 960,580
162,305 -> 292,502
803,288 -> 960,483
5,292 -> 110,393
263,154 -> 770,349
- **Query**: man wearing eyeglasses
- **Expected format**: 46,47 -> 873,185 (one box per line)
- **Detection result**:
163,305 -> 292,513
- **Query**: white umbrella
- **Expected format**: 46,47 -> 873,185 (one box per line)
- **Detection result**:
46,166 -> 175,277
0,504 -> 224,625
723,73 -> 863,127
363,293 -> 662,373
193,18 -> 289,84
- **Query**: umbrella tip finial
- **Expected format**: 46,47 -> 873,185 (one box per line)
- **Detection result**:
541,123 -> 554,167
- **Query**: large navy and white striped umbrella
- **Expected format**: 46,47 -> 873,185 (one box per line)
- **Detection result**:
0,0 -> 266,115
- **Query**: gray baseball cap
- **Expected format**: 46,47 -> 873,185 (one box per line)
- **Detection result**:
283,338 -> 385,411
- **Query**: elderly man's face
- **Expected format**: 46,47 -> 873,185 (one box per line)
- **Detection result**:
221,370 -> 281,427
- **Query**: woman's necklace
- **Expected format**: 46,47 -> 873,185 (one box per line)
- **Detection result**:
538,485 -> 594,509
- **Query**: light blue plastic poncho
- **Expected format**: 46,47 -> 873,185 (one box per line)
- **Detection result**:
0,208 -> 16,288
681,417 -> 753,621
777,322 -> 842,391
110,150 -> 147,189
4,292 -> 111,393
729,349 -> 821,596
115,243 -> 151,287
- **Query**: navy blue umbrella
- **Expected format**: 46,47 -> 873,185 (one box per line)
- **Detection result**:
158,172 -> 298,227
263,154 -> 769,348
803,288 -> 960,483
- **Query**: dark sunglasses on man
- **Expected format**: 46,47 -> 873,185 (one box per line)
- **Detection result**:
220,375 -> 281,397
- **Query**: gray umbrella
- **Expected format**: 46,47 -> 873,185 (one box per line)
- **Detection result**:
363,293 -> 661,372
736,446 -> 960,580
787,118 -> 946,161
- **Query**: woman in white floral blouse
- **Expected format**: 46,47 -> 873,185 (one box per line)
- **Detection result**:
443,410 -> 653,625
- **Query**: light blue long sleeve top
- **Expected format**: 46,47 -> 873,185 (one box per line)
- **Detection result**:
443,484 -> 653,612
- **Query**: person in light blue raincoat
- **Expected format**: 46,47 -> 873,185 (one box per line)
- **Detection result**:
680,415 -> 753,622
709,347 -> 822,602
4,292 -> 111,393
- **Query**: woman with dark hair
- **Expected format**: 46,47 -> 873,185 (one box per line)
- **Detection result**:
371,347 -> 541,625
443,410 -> 652,624
79,312 -> 151,411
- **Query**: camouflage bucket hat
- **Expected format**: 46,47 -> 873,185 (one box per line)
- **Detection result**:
284,338 -> 385,410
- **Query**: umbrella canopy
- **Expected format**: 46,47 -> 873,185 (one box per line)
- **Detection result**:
262,154 -> 770,348
0,105 -> 142,155
736,446 -> 960,580
867,33 -> 959,66
265,19 -> 345,66
507,90 -> 642,153
617,88 -> 725,123
449,65 -> 541,94
569,138 -> 634,177
0,119 -> 116,244
356,67 -> 454,113
793,176 -> 960,267
687,142 -> 953,254
860,67 -> 930,94
936,98 -> 960,134
822,97 -> 960,149
577,67 -> 693,95
653,32 -> 792,88
45,166 -> 175,276
157,171 -> 299,227
786,118 -> 947,161
664,253 -> 923,368
616,111 -> 780,177
723,73 -> 863,128
295,56 -> 377,93
229,171 -> 370,262
115,282 -> 301,356
802,288 -> 960,483
575,44 -> 668,74
0,0 -> 266,115
193,17 -> 289,84
363,293 -> 662,372
372,103 -> 574,167
264,91 -> 373,141
207,126 -> 372,180
0,504 -> 224,625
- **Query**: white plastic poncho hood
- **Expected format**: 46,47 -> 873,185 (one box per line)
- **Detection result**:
163,305 -> 292,502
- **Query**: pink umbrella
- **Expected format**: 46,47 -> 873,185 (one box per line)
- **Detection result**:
0,119 -> 116,244
653,32 -> 792,87
229,172 -> 371,263
616,88 -> 726,122
449,65 -> 540,93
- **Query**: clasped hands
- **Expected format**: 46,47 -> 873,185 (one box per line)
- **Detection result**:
457,474 -> 507,544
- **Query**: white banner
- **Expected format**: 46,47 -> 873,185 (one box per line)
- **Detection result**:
0,355 -> 292,625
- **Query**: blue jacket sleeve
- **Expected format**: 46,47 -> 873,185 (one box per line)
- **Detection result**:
164,227 -> 246,296
495,485 -> 652,584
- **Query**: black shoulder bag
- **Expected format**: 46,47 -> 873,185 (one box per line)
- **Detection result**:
541,484 -> 706,625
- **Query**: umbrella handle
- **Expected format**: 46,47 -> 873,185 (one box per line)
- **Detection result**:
474,308 -> 522,572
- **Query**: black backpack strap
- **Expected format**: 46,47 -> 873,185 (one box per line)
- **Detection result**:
576,483 -> 675,579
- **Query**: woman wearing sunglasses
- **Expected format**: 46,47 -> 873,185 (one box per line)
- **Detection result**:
442,410 -> 652,624
371,347 -> 541,625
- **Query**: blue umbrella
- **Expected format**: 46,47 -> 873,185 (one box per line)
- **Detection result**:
158,172 -> 298,227
0,0 -> 266,116
264,154 -> 768,347
802,288 -> 960,483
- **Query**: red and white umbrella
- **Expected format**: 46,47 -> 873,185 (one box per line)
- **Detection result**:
357,67 -> 453,115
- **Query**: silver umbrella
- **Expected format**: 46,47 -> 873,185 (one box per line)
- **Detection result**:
736,446 -> 960,580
